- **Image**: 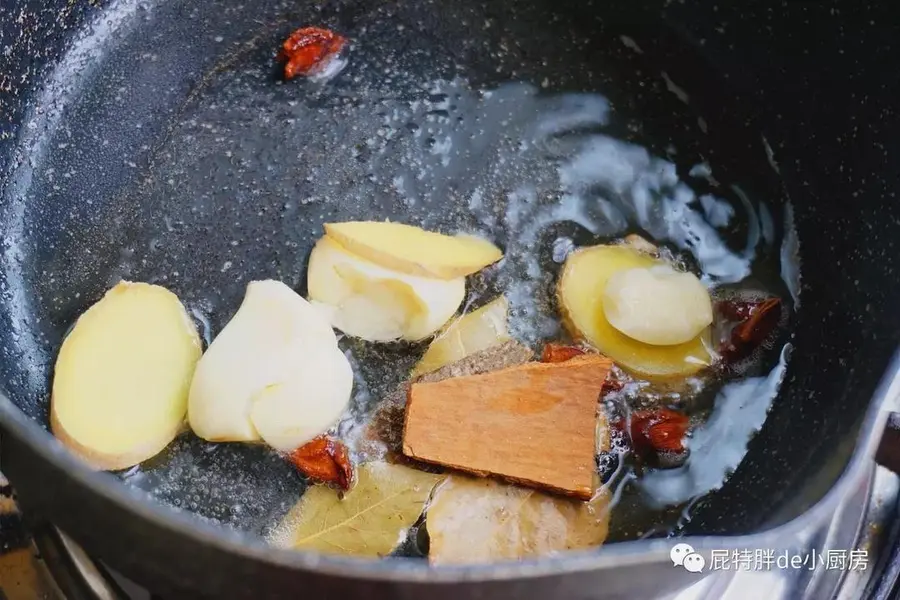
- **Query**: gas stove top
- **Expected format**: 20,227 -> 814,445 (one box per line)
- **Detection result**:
2,466 -> 900,600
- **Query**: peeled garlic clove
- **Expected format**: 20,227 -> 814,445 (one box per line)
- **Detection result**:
601,265 -> 712,346
188,280 -> 352,447
249,345 -> 354,452
330,263 -> 426,342
307,235 -> 465,342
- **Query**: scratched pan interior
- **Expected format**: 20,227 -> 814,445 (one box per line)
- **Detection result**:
0,0 -> 885,550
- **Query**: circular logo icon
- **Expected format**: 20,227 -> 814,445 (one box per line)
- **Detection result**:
683,552 -> 706,573
670,543 -> 695,567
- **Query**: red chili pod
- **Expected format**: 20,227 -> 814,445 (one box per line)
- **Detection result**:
719,297 -> 783,364
278,27 -> 346,80
288,436 -> 353,490
615,408 -> 689,468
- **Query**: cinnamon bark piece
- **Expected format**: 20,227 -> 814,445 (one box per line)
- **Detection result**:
363,341 -> 534,457
402,354 -> 612,499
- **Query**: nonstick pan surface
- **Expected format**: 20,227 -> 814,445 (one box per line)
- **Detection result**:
2,0 -> 900,595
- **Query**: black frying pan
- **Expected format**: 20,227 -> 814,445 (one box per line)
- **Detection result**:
1,0 -> 899,598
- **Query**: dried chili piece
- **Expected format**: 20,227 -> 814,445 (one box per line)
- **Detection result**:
278,27 -> 346,80
540,343 -> 624,394
288,436 -> 353,490
716,299 -> 761,321
719,297 -> 783,364
615,408 -> 689,468
627,409 -> 689,454
540,343 -> 586,363
601,378 -> 625,395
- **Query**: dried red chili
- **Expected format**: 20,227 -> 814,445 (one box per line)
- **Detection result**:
601,378 -> 624,395
288,436 -> 353,490
716,299 -> 761,322
719,297 -> 783,364
278,27 -> 346,80
540,343 -> 586,363
540,343 -> 623,394
628,409 -> 688,453
615,408 -> 689,468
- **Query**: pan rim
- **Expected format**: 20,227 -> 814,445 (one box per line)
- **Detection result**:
0,348 -> 896,583
0,0 -> 896,584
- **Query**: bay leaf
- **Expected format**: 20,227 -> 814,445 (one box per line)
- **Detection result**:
426,475 -> 611,565
270,461 -> 444,557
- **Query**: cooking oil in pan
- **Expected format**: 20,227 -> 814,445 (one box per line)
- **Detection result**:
115,76 -> 797,547
84,6 -> 801,549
